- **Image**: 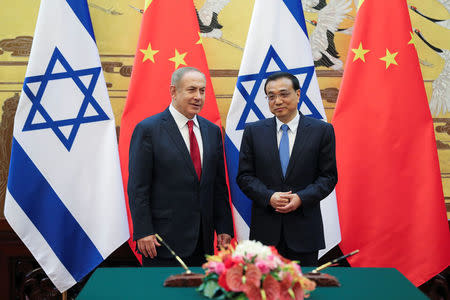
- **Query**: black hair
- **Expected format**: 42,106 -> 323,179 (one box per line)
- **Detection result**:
264,72 -> 300,94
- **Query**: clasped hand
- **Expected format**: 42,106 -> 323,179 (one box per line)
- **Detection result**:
270,191 -> 301,213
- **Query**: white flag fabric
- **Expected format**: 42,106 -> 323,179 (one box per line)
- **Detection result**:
4,0 -> 129,292
224,0 -> 341,257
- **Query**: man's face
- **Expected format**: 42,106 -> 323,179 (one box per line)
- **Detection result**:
266,77 -> 300,122
170,71 -> 206,119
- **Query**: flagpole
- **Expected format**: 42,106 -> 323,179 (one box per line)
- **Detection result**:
62,291 -> 67,300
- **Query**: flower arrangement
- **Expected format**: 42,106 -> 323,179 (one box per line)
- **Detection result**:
197,240 -> 316,300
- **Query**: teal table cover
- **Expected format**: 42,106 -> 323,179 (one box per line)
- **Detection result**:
77,267 -> 427,299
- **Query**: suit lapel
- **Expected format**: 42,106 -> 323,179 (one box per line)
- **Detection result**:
285,113 -> 312,179
161,109 -> 199,180
265,117 -> 285,180
198,117 -> 209,185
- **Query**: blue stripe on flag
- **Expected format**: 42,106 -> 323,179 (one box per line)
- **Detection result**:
7,138 -> 103,281
65,0 -> 96,42
224,134 -> 252,226
283,0 -> 308,37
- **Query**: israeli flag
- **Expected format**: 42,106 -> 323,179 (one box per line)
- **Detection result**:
4,0 -> 129,292
224,0 -> 341,257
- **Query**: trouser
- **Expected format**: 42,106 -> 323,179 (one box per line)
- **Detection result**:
276,229 -> 319,267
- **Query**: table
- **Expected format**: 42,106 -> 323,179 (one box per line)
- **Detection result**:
77,267 -> 427,299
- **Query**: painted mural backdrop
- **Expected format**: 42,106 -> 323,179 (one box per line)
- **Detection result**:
0,0 -> 449,217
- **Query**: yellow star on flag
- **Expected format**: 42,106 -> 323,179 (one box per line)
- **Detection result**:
140,43 -> 159,63
196,32 -> 203,45
144,0 -> 152,13
352,42 -> 370,62
408,32 -> 416,47
169,49 -> 187,69
379,48 -> 398,69
357,0 -> 365,10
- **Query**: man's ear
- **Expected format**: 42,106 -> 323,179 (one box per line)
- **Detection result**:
169,85 -> 176,99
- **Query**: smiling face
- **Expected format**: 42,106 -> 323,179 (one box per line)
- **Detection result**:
170,71 -> 206,119
266,77 -> 300,123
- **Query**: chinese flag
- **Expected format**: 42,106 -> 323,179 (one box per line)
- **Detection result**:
332,0 -> 450,286
118,0 -> 222,263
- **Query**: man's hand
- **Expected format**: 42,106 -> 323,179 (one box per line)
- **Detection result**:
217,233 -> 232,249
276,193 -> 302,213
137,235 -> 161,258
270,191 -> 292,209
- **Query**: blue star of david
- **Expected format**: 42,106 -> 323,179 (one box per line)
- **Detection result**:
22,47 -> 109,151
235,45 -> 322,130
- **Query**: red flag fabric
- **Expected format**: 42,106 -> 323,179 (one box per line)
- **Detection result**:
118,0 -> 223,263
332,0 -> 450,286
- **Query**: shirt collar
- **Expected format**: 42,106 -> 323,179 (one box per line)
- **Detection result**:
276,111 -> 299,133
169,104 -> 199,129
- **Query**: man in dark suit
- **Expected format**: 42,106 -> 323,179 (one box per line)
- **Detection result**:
236,72 -> 337,266
128,67 -> 233,266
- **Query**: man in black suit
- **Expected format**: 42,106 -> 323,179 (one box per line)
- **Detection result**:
236,72 -> 337,266
128,67 -> 233,266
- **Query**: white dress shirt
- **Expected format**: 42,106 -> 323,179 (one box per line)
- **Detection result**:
169,104 -> 203,166
275,112 -> 299,157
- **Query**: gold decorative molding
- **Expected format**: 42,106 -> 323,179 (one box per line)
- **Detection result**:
320,87 -> 339,103
119,65 -> 132,77
436,140 -> 450,149
0,36 -> 32,56
0,93 -> 19,217
207,69 -> 345,78
315,70 -> 344,77
101,61 -> 123,73
0,61 -> 27,66
435,121 -> 450,136
210,70 -> 238,77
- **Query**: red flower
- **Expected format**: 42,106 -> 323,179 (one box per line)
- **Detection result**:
200,241 -> 315,300
263,274 -> 280,300
222,254 -> 232,267
223,253 -> 232,260
218,271 -> 231,291
226,263 -> 263,293
269,246 -> 279,255
226,265 -> 245,292
279,273 -> 292,291
245,264 -> 262,288
279,281 -> 305,300
292,282 -> 305,300
223,254 -> 244,269
279,274 -> 293,300
243,284 -> 262,300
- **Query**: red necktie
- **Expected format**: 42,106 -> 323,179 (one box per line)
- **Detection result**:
187,120 -> 201,179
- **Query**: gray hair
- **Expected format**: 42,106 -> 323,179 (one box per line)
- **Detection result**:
171,67 -> 205,88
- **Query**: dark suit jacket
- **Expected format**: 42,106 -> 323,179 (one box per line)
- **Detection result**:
236,113 -> 337,252
128,108 -> 233,258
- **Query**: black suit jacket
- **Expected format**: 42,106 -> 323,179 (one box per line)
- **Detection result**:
236,113 -> 337,252
128,108 -> 233,258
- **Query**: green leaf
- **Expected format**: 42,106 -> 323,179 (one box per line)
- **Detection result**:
233,293 -> 248,300
204,273 -> 219,281
204,280 -> 221,298
288,288 -> 295,299
223,290 -> 240,299
196,282 -> 206,292
271,272 -> 281,281
215,294 -> 227,300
